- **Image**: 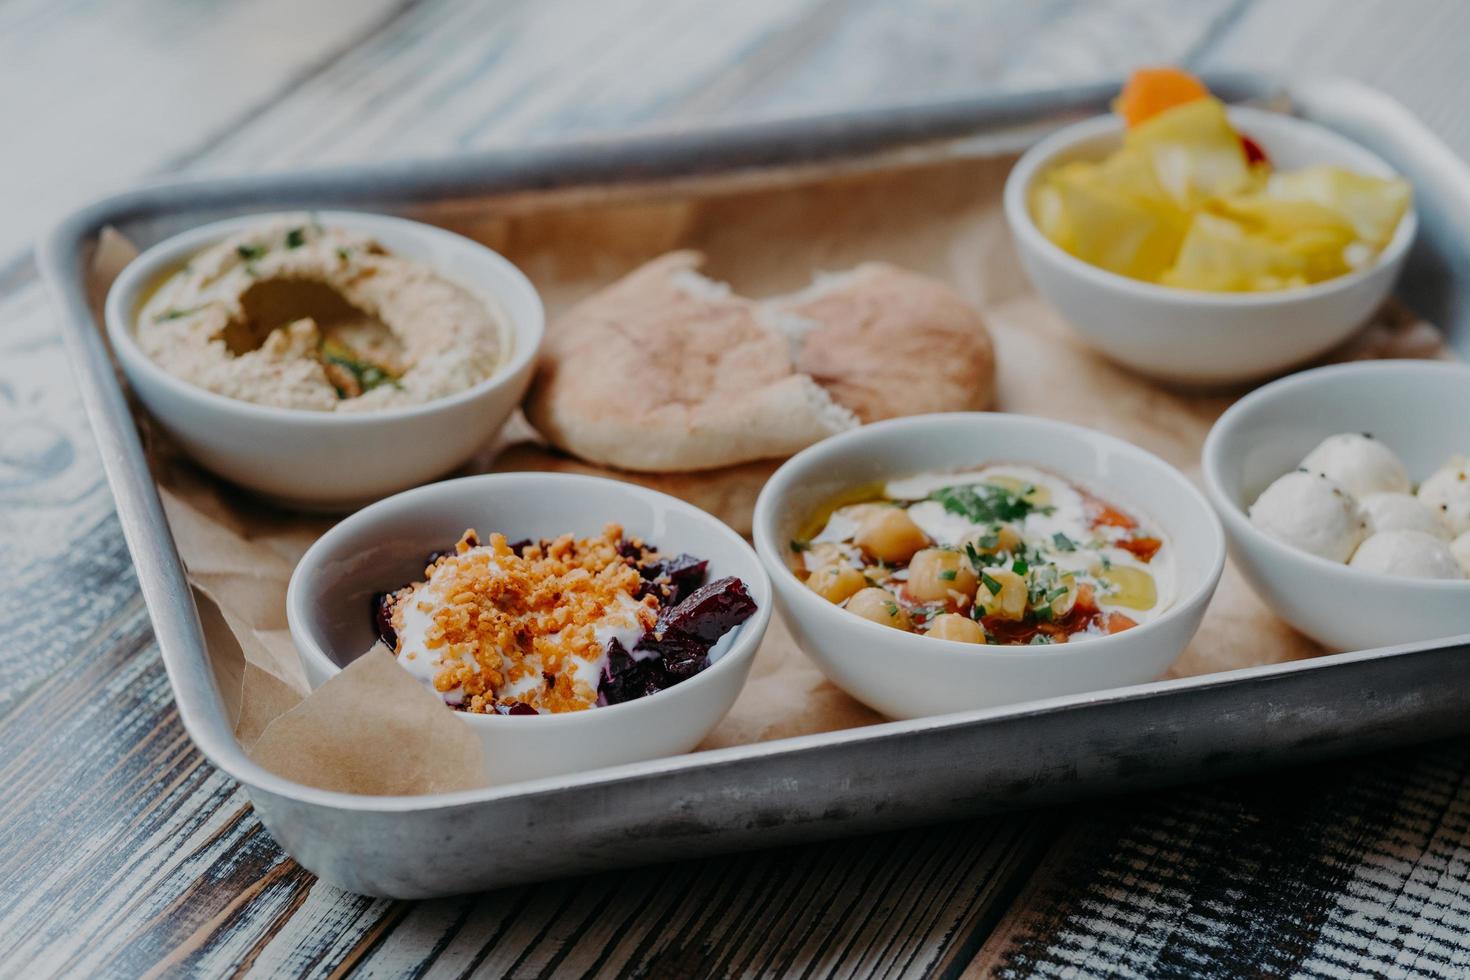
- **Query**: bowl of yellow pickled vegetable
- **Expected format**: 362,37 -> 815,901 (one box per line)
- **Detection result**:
1004,68 -> 1415,385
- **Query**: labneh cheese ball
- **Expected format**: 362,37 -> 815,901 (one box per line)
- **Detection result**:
1248,432 -> 1470,582
1349,530 -> 1463,580
1451,531 -> 1470,576
1417,456 -> 1470,536
1249,469 -> 1367,562
1301,433 -> 1410,497
1359,492 -> 1450,539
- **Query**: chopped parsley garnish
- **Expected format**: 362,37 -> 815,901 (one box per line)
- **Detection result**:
980,571 -> 1003,596
884,601 -> 900,617
938,569 -> 958,582
320,339 -> 400,398
1100,555 -> 1113,571
153,306 -> 201,322
1052,532 -> 1076,552
236,243 -> 268,261
927,482 -> 1052,526
336,246 -> 352,261
285,227 -> 307,249
964,542 -> 986,573
1046,585 -> 1070,602
1011,558 -> 1029,576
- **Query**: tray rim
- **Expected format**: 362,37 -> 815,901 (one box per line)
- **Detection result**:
35,71 -> 1470,815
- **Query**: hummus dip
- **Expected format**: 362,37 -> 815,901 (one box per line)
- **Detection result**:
136,218 -> 506,412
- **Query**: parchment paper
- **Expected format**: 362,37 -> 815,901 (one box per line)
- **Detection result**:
85,143 -> 1445,794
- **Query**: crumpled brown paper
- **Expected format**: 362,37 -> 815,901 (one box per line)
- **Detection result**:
85,139 -> 1446,795
247,647 -> 486,796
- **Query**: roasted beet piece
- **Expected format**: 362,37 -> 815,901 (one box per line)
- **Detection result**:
652,576 -> 757,643
645,632 -> 709,680
650,553 -> 708,593
600,638 -> 672,706
632,551 -> 709,605
372,592 -> 398,649
495,701 -> 539,716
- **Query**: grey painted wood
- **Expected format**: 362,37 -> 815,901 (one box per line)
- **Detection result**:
7,0 -> 1470,975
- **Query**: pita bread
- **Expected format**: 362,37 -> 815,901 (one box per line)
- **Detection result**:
524,251 -> 995,473
492,442 -> 779,536
771,263 -> 997,422
524,251 -> 858,473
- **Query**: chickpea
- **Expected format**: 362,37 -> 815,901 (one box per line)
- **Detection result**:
906,548 -> 978,601
973,567 -> 1028,621
1045,577 -> 1079,619
806,564 -> 866,604
844,587 -> 913,631
926,613 -> 987,644
961,523 -> 1023,559
854,507 -> 929,564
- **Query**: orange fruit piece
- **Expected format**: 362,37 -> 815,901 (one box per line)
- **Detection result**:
1115,67 -> 1210,128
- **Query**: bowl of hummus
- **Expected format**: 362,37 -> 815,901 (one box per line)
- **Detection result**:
105,211 -> 544,508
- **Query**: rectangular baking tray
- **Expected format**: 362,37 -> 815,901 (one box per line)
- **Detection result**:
39,73 -> 1470,898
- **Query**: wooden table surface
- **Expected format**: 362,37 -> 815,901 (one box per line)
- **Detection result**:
7,1 -> 1470,976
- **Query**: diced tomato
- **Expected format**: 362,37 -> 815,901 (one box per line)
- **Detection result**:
1092,505 -> 1137,530
1105,612 -> 1138,635
1241,134 -> 1269,166
1074,583 -> 1099,616
1081,490 -> 1139,530
1118,536 -> 1163,563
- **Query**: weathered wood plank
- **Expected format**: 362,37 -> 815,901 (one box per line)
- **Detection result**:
0,0 -> 415,262
967,738 -> 1470,979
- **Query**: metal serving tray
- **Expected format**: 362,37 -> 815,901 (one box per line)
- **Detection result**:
39,74 -> 1470,898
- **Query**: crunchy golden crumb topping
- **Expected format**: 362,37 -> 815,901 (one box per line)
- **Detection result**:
389,524 -> 657,713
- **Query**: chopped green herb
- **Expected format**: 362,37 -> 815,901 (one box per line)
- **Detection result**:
285,227 -> 307,249
1101,555 -> 1113,571
980,571 -> 1003,596
1052,532 -> 1076,552
336,246 -> 352,261
927,482 -> 1053,525
236,243 -> 268,262
1033,606 -> 1053,623
884,601 -> 900,617
153,306 -> 201,322
938,569 -> 958,582
1011,558 -> 1029,576
789,539 -> 812,553
320,340 -> 400,398
1046,585 -> 1069,602
964,542 -> 985,572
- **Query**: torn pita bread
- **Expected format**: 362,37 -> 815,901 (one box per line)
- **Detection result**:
492,442 -> 779,536
524,251 -> 995,473
772,263 -> 997,422
525,251 -> 858,473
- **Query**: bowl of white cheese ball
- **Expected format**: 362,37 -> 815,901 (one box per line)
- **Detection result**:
1203,360 -> 1470,651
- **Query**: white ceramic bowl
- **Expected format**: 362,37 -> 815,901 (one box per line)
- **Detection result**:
751,413 -> 1225,719
287,472 -> 772,786
1202,360 -> 1470,651
1004,106 -> 1416,385
105,210 -> 545,510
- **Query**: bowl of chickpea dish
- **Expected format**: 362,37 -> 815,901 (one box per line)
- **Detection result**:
752,414 -> 1225,719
